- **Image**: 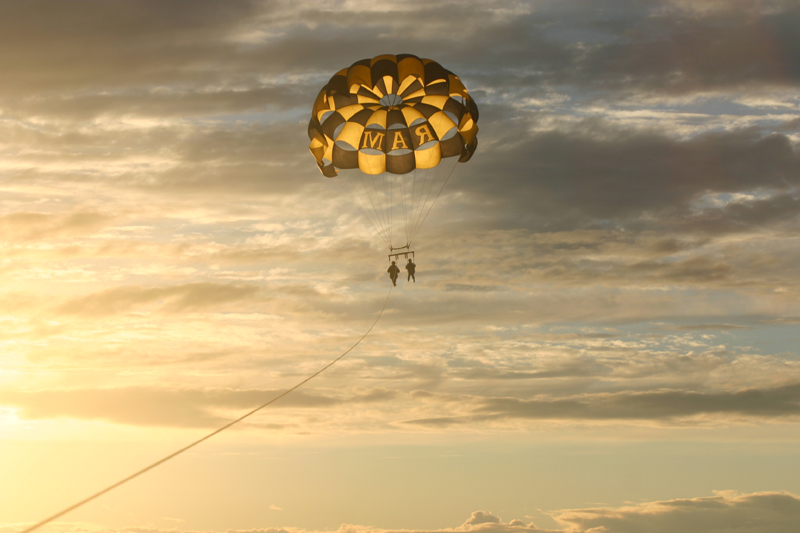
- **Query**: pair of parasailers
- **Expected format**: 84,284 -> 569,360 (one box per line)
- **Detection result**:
387,259 -> 415,286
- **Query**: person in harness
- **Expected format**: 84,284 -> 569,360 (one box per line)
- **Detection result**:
405,258 -> 416,282
387,261 -> 400,286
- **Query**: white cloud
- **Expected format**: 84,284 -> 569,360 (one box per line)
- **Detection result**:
553,491 -> 800,533
11,495 -> 800,533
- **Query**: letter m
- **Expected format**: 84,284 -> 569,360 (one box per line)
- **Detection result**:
361,130 -> 385,150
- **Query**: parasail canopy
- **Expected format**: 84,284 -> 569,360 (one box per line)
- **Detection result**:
308,54 -> 479,251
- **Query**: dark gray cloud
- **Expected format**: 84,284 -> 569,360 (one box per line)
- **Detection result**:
457,125 -> 800,231
665,323 -> 753,331
398,382 -> 800,427
0,0 -> 267,97
475,382 -> 800,421
6,85 -> 309,121
679,192 -> 800,235
551,2 -> 800,94
2,0 -> 798,108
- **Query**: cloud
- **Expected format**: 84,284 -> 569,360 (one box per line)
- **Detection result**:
462,511 -> 501,526
666,323 -> 753,331
0,211 -> 115,242
5,85 -> 309,121
457,126 -> 800,231
1,1 -> 797,114
10,495 -> 800,533
396,380 -> 800,428
57,282 -> 261,315
14,379 -> 800,431
557,4 -> 800,95
0,0 -> 268,97
474,382 -> 800,422
0,386 -> 400,427
470,1 -> 800,96
553,491 -> 800,533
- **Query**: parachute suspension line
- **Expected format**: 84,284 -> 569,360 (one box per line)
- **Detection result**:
388,172 -> 394,249
349,174 -> 384,246
408,158 -> 445,247
397,172 -> 403,247
409,157 -> 458,247
410,165 -> 418,244
400,169 -> 410,247
336,175 -> 390,249
408,166 -> 422,241
408,111 -> 460,247
340,174 -> 375,233
409,159 -> 441,246
377,170 -> 390,247
415,166 -> 431,243
419,160 -> 443,233
409,159 -> 446,246
340,170 -> 388,248
381,168 -> 394,249
369,171 -> 392,242
377,169 -> 385,244
366,172 -> 387,245
367,157 -> 389,246
409,164 -> 430,242
414,164 -> 434,237
351,153 -> 387,246
390,172 -> 395,249
20,286 -> 394,533
407,167 -> 416,246
377,161 -> 389,249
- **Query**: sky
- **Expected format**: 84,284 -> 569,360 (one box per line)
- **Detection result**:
2,0 -> 800,532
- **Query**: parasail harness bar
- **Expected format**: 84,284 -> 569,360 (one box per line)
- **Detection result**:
388,244 -> 414,262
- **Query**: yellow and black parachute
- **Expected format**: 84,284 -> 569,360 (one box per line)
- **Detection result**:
308,54 -> 479,252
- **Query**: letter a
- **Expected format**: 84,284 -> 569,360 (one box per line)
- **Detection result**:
391,131 -> 408,150
415,124 -> 433,145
